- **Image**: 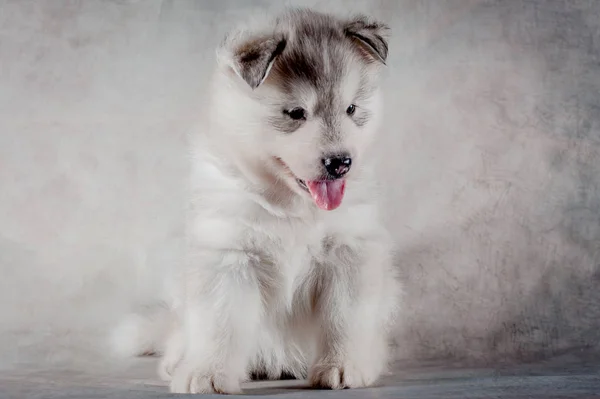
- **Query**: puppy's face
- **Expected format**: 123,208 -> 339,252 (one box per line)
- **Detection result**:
216,9 -> 389,211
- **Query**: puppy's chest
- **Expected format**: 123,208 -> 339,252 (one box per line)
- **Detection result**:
251,218 -> 327,307
274,220 -> 324,273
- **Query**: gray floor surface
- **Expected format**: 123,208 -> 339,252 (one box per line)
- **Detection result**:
2,357 -> 599,399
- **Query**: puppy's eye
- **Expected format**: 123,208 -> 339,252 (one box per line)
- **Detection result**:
284,107 -> 306,120
346,104 -> 356,116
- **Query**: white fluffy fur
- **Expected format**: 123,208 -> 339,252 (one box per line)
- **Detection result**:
112,9 -> 401,394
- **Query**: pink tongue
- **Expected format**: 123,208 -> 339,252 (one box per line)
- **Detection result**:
306,180 -> 346,211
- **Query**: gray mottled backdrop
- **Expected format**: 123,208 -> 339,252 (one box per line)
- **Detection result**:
0,0 -> 598,373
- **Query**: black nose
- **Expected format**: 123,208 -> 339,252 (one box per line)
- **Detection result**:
322,155 -> 352,179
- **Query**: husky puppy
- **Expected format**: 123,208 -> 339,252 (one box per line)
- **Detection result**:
113,7 -> 401,394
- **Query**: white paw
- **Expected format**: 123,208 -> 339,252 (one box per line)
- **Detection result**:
157,327 -> 184,382
170,366 -> 242,394
158,355 -> 178,382
309,360 -> 378,389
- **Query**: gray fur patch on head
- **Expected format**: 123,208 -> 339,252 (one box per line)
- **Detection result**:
269,8 -> 390,90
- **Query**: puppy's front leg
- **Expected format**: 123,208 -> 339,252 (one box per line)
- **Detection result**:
170,249 -> 262,394
310,238 -> 399,390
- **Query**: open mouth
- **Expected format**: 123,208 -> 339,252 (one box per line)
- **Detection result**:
274,157 -> 346,211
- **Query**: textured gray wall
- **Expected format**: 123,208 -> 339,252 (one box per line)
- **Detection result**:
1,0 -> 599,372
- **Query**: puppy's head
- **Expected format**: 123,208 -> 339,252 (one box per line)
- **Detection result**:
214,8 -> 389,211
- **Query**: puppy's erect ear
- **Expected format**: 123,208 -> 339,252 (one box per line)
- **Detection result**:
223,34 -> 287,90
344,16 -> 390,65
